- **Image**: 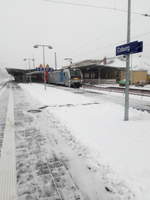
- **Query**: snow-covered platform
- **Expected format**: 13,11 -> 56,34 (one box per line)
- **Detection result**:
9,83 -> 113,200
1,82 -> 150,200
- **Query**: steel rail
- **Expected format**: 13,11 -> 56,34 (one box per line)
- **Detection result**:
82,84 -> 150,97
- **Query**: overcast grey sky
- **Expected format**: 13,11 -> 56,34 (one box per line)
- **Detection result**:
0,0 -> 150,69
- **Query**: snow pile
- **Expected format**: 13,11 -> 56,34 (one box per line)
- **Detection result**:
0,68 -> 10,84
20,83 -> 150,200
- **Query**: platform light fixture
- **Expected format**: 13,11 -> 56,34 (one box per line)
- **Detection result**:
64,58 -> 73,67
33,44 -> 53,90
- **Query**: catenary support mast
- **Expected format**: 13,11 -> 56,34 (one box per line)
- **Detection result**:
124,0 -> 131,121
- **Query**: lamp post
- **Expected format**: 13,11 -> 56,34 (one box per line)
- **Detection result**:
23,58 -> 31,70
32,58 -> 35,68
33,44 -> 53,90
54,52 -> 57,70
64,57 -> 73,66
121,1 -> 148,121
24,58 -> 34,82
23,57 -> 35,69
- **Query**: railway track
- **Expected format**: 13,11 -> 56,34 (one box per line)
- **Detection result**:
46,83 -> 150,113
81,84 -> 150,113
82,84 -> 150,97
46,83 -> 150,97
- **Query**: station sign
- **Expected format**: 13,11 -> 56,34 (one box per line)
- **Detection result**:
36,67 -> 54,72
36,67 -> 44,71
116,41 -> 143,56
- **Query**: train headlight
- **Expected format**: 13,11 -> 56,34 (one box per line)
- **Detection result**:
73,78 -> 80,80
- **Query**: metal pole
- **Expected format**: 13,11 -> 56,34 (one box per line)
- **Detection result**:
124,0 -> 131,121
130,54 -> 133,85
42,45 -> 46,90
54,52 -> 57,69
70,60 -> 72,66
98,68 -> 101,84
28,59 -> 31,70
32,58 -> 35,68
33,44 -> 53,89
70,58 -> 72,66
28,59 -> 32,82
24,60 -> 27,69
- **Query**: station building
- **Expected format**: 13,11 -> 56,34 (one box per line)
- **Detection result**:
6,57 -> 150,85
71,57 -> 125,84
120,70 -> 148,84
71,56 -> 150,85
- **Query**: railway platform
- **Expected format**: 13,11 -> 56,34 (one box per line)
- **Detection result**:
0,82 -> 115,200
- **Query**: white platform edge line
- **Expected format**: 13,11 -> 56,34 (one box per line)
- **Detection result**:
0,85 -> 17,200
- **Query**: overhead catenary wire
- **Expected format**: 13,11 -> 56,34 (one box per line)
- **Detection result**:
61,29 -> 150,65
69,31 -> 150,62
44,0 -> 150,17
44,0 -> 150,65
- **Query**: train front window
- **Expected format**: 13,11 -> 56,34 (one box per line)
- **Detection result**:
70,69 -> 81,78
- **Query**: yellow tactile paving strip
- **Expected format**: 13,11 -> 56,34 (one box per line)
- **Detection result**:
0,87 -> 17,200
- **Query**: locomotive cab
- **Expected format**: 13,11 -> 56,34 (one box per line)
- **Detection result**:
48,67 -> 82,88
69,68 -> 82,88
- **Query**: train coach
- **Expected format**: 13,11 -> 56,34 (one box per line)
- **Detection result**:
48,67 -> 82,88
26,71 -> 44,83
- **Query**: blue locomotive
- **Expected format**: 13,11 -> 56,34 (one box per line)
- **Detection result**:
26,67 -> 82,88
48,67 -> 82,88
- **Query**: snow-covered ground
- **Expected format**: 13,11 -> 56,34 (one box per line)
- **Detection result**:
94,83 -> 150,90
20,83 -> 150,200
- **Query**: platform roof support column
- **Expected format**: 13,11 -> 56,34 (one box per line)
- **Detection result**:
98,67 -> 101,84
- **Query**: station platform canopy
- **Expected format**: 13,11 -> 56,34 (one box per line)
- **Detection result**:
72,57 -> 126,71
69,58 -> 126,84
6,68 -> 36,82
